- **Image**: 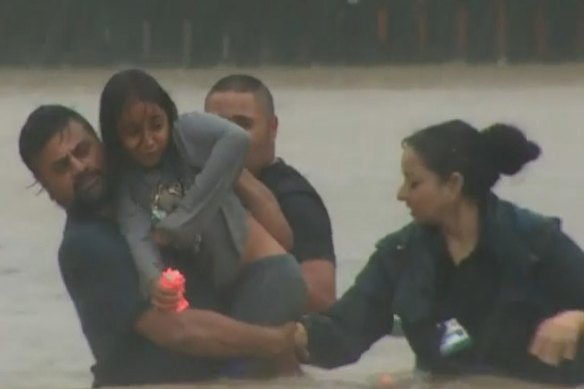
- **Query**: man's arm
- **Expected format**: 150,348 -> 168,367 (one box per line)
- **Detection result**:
59,223 -> 291,361
235,169 -> 293,250
300,261 -> 336,313
135,308 -> 295,358
279,193 -> 337,312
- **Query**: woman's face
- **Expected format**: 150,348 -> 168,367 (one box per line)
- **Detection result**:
397,146 -> 461,225
117,100 -> 170,168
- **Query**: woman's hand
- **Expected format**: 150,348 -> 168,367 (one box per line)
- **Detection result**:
294,322 -> 310,362
529,310 -> 584,366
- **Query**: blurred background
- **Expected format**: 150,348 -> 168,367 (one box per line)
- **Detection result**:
0,0 -> 582,68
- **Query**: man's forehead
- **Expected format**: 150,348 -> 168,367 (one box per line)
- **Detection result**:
40,121 -> 97,160
208,91 -> 260,113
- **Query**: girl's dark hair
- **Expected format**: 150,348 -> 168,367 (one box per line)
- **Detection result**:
99,69 -> 178,181
403,120 -> 541,200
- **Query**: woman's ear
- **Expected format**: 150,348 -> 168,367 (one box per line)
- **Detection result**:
446,171 -> 464,198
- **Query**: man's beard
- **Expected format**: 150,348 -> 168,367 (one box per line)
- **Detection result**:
68,170 -> 111,216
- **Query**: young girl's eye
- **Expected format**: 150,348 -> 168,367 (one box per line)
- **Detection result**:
150,116 -> 164,131
123,126 -> 141,138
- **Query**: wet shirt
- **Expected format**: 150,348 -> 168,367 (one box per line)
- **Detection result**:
302,196 -> 584,384
58,213 -> 219,387
259,159 -> 336,265
433,235 -> 500,342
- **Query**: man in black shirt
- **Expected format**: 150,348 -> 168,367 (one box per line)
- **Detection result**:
17,105 -> 301,387
205,74 -> 337,312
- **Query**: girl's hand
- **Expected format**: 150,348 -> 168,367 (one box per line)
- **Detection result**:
151,283 -> 180,312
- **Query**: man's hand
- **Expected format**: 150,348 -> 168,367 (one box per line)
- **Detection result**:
270,322 -> 298,358
271,322 -> 302,375
529,310 -> 584,366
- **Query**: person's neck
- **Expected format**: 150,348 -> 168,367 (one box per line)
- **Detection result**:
68,203 -> 114,221
94,204 -> 114,220
439,199 -> 480,265
252,156 -> 278,177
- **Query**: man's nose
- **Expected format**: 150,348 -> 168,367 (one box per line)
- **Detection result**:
70,156 -> 86,174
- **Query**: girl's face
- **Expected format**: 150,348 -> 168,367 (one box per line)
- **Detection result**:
117,100 -> 170,168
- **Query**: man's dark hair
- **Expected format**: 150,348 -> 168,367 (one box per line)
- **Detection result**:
19,105 -> 97,175
206,74 -> 275,116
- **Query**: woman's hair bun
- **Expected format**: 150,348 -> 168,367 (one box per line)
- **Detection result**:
481,123 -> 541,175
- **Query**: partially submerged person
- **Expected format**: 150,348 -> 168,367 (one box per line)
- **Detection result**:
18,104 -> 304,387
205,74 -> 336,312
293,120 -> 584,386
99,69 -> 306,324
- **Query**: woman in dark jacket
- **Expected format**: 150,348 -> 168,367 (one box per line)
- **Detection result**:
294,120 -> 584,386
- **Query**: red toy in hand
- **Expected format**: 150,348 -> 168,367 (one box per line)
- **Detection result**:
156,268 -> 189,312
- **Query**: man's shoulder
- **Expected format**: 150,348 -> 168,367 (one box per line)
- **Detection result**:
59,215 -> 127,266
61,215 -> 119,245
260,159 -> 322,199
